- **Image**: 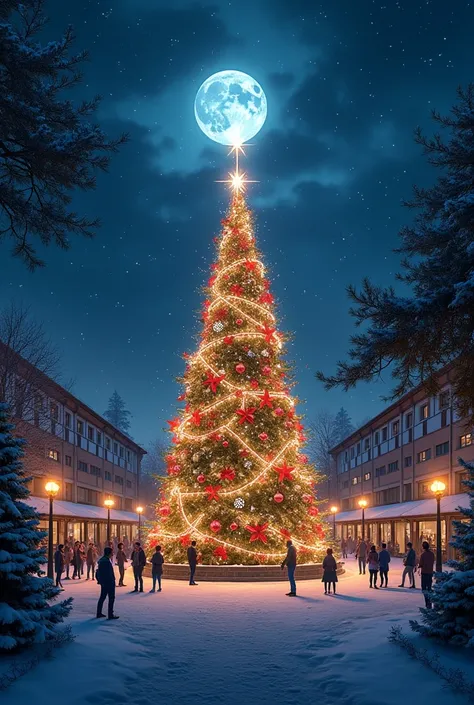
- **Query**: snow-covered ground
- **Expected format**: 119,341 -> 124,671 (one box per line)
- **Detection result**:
2,558 -> 472,705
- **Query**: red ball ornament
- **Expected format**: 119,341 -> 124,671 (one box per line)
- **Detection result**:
299,454 -> 309,464
159,504 -> 171,517
230,522 -> 239,531
250,379 -> 259,389
236,318 -> 243,326
302,493 -> 313,504
274,407 -> 284,416
235,362 -> 246,374
262,366 -> 272,376
274,491 -> 284,503
197,474 -> 206,484
259,432 -> 268,441
222,440 -> 229,448
210,520 -> 221,533
308,506 -> 319,516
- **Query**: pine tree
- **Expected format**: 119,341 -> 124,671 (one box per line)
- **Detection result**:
410,459 -> 474,647
148,193 -> 326,565
334,407 -> 354,443
0,0 -> 127,270
104,391 -> 131,434
0,403 -> 72,652
317,85 -> 474,424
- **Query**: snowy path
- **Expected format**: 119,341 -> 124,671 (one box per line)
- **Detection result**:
2,558 -> 470,705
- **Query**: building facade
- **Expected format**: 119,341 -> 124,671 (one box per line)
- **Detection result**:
331,366 -> 472,558
5,352 -> 147,548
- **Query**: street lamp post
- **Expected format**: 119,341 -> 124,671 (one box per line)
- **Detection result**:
330,505 -> 338,540
45,481 -> 60,580
104,498 -> 114,543
431,480 -> 446,572
358,498 -> 368,540
136,506 -> 144,542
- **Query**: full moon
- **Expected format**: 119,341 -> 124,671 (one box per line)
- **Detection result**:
194,70 -> 267,146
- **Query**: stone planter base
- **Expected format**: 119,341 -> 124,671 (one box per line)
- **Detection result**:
143,562 -> 345,582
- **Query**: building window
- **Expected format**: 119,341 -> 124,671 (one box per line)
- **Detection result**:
456,472 -> 468,493
375,465 -> 386,477
50,402 -> 59,420
65,483 -> 73,501
417,449 -> 431,463
420,403 -> 429,421
77,486 -> 100,506
90,465 -> 101,477
351,477 -> 359,485
403,483 -> 412,501
126,479 -> 132,488
405,412 -> 412,429
126,450 -> 131,462
435,441 -> 449,457
404,455 -> 412,468
77,420 -> 84,435
97,432 -> 102,446
392,420 -> 399,436
105,470 -> 112,482
115,475 -> 124,485
125,498 -> 133,511
460,433 -> 472,448
364,438 -> 370,451
350,447 -> 355,459
65,455 -> 72,466
119,446 -> 124,459
88,426 -> 95,441
106,437 -> 111,451
47,449 -> 59,462
375,486 -> 400,506
34,393 -> 43,427
364,472 -> 371,481
388,461 -> 399,473
343,480 -> 349,489
374,431 -> 380,445
65,412 -> 71,428
381,427 -> 388,442
113,442 -> 118,455
439,391 -> 450,409
78,460 -> 88,472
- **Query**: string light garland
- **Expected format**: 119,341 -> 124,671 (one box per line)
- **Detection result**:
148,149 -> 327,565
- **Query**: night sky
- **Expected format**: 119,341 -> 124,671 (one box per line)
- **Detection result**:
1,0 -> 473,448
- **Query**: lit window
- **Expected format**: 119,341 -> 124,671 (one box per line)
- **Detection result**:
420,404 -> 429,421
48,449 -> 59,462
417,449 -> 431,463
364,472 -> 371,481
460,434 -> 472,448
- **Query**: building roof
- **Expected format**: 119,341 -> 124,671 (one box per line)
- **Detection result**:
26,495 -> 140,523
334,492 -> 469,523
329,362 -> 455,455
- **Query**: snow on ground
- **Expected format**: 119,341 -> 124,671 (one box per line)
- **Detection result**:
2,558 -> 472,705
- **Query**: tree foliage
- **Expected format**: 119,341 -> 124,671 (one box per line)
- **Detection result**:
104,390 -> 131,434
0,0 -> 127,269
317,85 -> 474,422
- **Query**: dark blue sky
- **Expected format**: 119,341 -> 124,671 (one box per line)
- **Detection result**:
1,0 -> 472,448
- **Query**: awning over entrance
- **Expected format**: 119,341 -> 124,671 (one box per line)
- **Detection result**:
26,495 -> 139,523
335,492 -> 469,523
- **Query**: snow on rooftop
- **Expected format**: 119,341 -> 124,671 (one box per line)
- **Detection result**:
335,492 -> 469,523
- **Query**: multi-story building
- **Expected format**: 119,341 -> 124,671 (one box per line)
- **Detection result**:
2,342 -> 146,547
331,365 -> 472,559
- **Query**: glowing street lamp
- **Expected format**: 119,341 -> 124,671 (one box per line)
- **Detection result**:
104,498 -> 114,543
45,481 -> 60,580
330,505 -> 338,540
430,480 -> 446,572
136,506 -> 144,542
358,498 -> 368,540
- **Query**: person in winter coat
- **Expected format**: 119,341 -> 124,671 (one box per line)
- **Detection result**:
116,542 -> 128,587
341,538 -> 348,559
150,545 -> 164,592
72,541 -> 82,579
63,542 -> 73,580
378,542 -> 391,587
322,548 -> 338,595
86,543 -> 99,580
281,540 -> 297,597
54,544 -> 65,588
130,541 -> 147,592
96,547 -> 119,620
187,541 -> 198,586
418,541 -> 435,608
399,542 -> 417,588
367,545 -> 379,589
356,539 -> 367,575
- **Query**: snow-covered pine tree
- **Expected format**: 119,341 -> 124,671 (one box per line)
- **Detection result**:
317,85 -> 474,425
0,403 -> 72,652
104,391 -> 132,434
410,458 -> 474,647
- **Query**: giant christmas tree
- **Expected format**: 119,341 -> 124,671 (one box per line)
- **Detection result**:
149,171 -> 326,565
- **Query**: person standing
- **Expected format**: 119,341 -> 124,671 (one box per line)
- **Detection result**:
116,542 -> 128,587
378,542 -> 391,587
54,544 -> 65,589
63,542 -> 72,580
150,545 -> 164,593
86,543 -> 98,580
322,547 -> 338,595
96,547 -> 119,620
399,542 -> 417,588
130,541 -> 146,592
418,541 -> 435,608
341,538 -> 348,559
72,540 -> 81,579
356,538 -> 367,575
79,542 -> 86,577
367,545 -> 379,589
187,540 -> 198,586
281,539 -> 297,596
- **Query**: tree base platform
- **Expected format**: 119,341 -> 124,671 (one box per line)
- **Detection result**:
144,562 -> 345,582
